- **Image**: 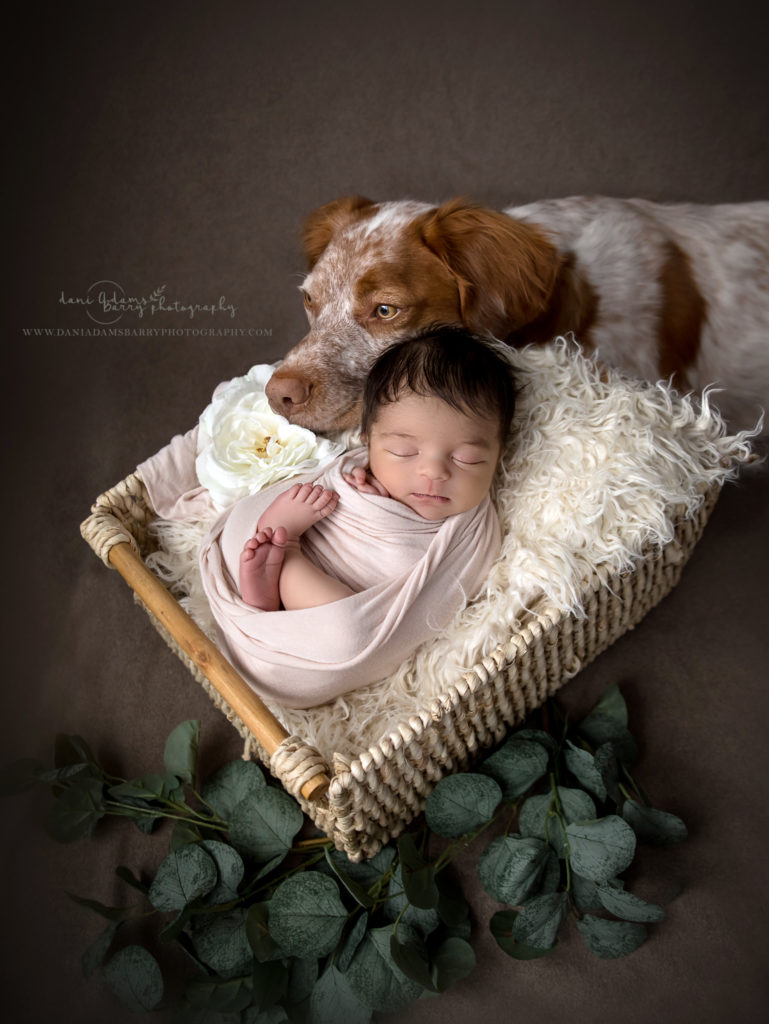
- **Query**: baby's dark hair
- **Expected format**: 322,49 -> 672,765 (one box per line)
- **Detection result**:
361,326 -> 517,442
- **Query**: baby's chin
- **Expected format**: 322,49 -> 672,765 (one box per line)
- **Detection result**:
404,493 -> 455,520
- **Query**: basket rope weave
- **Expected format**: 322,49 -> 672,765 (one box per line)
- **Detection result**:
82,470 -> 718,859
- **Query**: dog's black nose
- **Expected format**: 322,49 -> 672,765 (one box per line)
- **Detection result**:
265,372 -> 310,413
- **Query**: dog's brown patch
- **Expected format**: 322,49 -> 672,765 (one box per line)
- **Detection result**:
303,196 -> 377,268
657,240 -> 705,387
509,253 -> 599,351
353,227 -> 464,331
417,199 -> 563,338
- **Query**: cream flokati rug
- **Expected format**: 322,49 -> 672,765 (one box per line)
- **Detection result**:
146,339 -> 756,761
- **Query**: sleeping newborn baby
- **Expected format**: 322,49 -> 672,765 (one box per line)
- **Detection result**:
239,327 -> 516,613
199,326 -> 517,707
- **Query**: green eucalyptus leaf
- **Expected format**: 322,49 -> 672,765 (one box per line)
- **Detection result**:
109,773 -> 180,802
512,892 -> 569,950
425,773 -> 502,838
557,787 -> 598,825
101,945 -> 164,1013
518,794 -> 551,840
39,763 -> 101,787
336,913 -> 369,973
253,852 -> 289,883
397,833 -> 439,910
570,872 -> 603,912
54,734 -> 99,769
565,815 -> 637,882
480,737 -> 550,799
435,870 -> 470,928
390,932 -> 437,992
164,720 -> 200,784
489,909 -> 551,960
82,919 -> 121,978
228,787 -> 303,863
119,798 -> 163,835
190,909 -> 254,979
268,873 -> 348,958
201,759 -> 266,821
383,863 -> 441,937
170,819 -> 202,850
519,788 -> 596,857
576,914 -> 648,958
595,882 -> 665,922
622,799 -> 688,845
200,840 -> 245,905
513,729 -> 558,752
148,843 -> 218,911
594,743 -> 622,804
159,905 -> 195,944
286,956 -> 318,1004
184,974 -> 253,1013
579,717 -> 638,764
244,1006 -> 289,1024
66,892 -> 133,921
324,846 -> 374,908
564,742 -> 608,801
396,831 -> 426,872
115,865 -> 148,894
477,834 -> 551,905
46,778 -> 106,842
577,685 -> 636,762
539,848 -> 562,893
432,936 -> 476,992
245,902 -> 279,962
585,684 -> 628,726
251,959 -> 288,1012
310,966 -> 372,1024
345,925 -> 424,1012
327,845 -> 395,890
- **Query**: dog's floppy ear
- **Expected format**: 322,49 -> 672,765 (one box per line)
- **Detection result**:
302,196 -> 376,268
418,199 -> 562,338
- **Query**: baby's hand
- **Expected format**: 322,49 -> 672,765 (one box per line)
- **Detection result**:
343,466 -> 390,497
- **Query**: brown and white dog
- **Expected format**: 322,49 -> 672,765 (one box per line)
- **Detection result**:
265,195 -> 769,433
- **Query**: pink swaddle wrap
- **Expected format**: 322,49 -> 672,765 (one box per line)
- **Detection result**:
140,435 -> 500,708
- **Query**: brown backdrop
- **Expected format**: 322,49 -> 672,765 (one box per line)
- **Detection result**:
5,2 -> 768,1021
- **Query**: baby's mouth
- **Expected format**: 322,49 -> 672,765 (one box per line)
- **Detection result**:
411,492 -> 450,503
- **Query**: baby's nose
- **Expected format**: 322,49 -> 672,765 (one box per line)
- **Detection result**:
419,455 -> 450,479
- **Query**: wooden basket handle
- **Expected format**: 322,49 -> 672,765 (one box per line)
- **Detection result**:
105,540 -> 330,802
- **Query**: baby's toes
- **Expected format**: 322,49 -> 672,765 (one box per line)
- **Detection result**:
292,482 -> 317,503
241,540 -> 258,562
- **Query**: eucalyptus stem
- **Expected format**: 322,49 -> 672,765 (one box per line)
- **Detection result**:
104,799 -> 228,832
292,837 -> 334,851
243,850 -> 328,900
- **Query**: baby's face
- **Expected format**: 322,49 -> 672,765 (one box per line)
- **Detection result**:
367,392 -> 502,520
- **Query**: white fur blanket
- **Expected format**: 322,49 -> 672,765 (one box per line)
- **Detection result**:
141,340 -> 756,760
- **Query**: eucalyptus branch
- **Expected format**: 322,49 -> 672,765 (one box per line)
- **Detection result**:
3,685 -> 687,1019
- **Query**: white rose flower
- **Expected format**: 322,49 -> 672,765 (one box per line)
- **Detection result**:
195,364 -> 345,509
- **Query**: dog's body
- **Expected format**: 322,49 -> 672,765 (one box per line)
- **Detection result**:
266,195 -> 769,432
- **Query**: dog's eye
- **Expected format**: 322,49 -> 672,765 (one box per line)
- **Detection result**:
375,304 -> 399,320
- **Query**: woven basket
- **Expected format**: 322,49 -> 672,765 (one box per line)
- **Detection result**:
81,468 -> 719,860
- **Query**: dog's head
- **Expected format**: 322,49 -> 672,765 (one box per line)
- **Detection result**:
265,195 -> 561,432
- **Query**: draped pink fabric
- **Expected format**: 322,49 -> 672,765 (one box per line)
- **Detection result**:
139,440 -> 500,709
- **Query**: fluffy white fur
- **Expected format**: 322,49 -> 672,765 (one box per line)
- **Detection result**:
146,340 -> 755,762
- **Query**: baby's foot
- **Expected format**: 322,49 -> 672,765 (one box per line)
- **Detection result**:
258,483 -> 339,541
239,526 -> 287,610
